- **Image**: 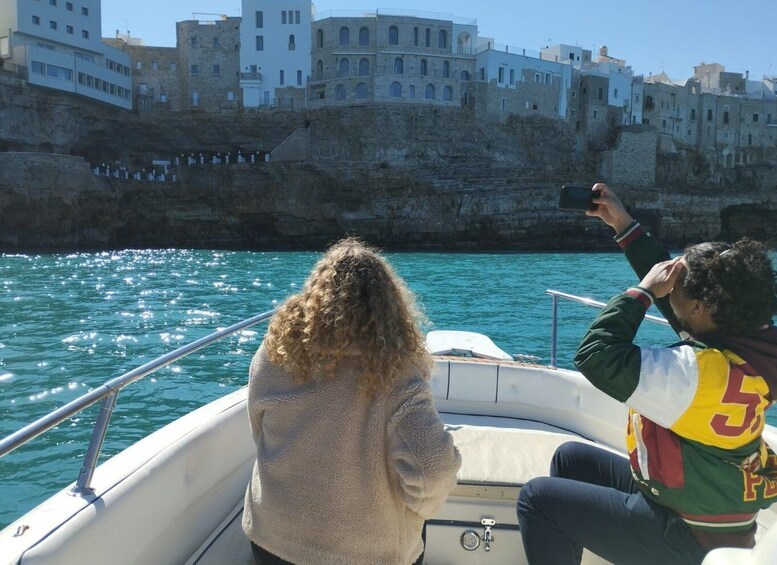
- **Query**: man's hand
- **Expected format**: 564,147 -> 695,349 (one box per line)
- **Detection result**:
586,183 -> 633,234
639,257 -> 686,298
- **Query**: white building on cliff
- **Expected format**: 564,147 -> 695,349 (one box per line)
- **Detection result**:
239,0 -> 313,107
0,0 -> 131,109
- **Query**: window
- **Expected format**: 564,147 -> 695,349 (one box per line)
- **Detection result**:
501,98 -> 506,111
355,83 -> 368,99
279,70 -> 284,85
425,83 -> 435,99
31,61 -> 44,75
753,113 -> 759,122
66,25 -> 73,34
191,37 -> 197,48
394,58 -> 403,74
388,26 -> 398,45
191,65 -> 198,76
439,30 -> 447,49
335,84 -> 346,101
593,110 -> 598,118
50,20 -> 57,30
282,11 -> 286,24
32,15 -> 40,25
690,108 -> 696,120
316,60 -> 323,78
339,58 -> 349,77
598,87 -> 603,100
256,35 -> 264,50
213,64 -> 220,76
160,93 -> 168,103
509,69 -> 515,85
443,86 -> 452,101
707,109 -> 713,121
534,73 -> 541,83
723,111 -> 729,124
613,88 -> 618,98
424,28 -> 431,48
295,11 -> 300,24
297,70 -> 302,85
390,82 -> 402,98
420,59 -> 428,76
49,0 -> 56,5
443,61 -> 450,78
545,73 -> 551,84
151,61 -> 158,71
358,58 -> 369,76
213,37 -> 220,48
136,61 -> 142,70
460,70 -> 470,81
316,29 -> 323,48
169,62 -> 176,71
255,11 -> 263,28
498,67 -> 505,83
413,27 -> 419,47
66,2 -> 73,11
359,27 -> 369,46
81,29 -> 89,39
289,34 -> 295,50
191,92 -> 199,106
409,85 -> 415,98
81,7 -> 88,15
226,91 -> 234,101
339,27 -> 349,46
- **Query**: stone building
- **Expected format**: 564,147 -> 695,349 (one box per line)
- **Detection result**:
0,0 -> 131,109
307,11 -> 477,109
472,41 -> 572,120
640,65 -> 777,168
177,18 -> 241,112
107,16 -> 241,113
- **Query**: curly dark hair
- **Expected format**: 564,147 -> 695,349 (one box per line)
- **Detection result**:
681,238 -> 777,334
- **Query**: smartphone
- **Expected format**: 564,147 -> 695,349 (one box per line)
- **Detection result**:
558,185 -> 600,211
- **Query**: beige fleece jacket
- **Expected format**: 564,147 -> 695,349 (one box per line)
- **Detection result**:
242,344 -> 461,565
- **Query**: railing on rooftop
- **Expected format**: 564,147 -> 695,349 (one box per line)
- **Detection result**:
315,8 -> 477,26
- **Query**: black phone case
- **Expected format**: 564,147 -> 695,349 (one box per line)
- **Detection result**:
559,186 -> 595,210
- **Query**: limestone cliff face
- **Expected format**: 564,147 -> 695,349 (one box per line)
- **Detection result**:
2,152 -> 777,252
1,79 -> 777,252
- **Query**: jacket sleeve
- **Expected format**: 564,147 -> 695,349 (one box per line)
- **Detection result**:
387,381 -> 461,518
615,221 -> 684,336
574,290 -> 650,402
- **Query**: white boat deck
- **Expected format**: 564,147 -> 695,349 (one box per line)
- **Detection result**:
187,412 -> 616,564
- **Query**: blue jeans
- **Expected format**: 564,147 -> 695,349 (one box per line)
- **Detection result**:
516,442 -> 707,565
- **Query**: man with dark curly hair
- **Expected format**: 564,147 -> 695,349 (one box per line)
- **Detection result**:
517,183 -> 777,564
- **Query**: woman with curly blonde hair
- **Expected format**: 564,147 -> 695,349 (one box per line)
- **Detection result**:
242,238 -> 461,565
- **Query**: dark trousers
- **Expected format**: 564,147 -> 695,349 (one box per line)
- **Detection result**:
251,523 -> 427,564
516,442 -> 707,565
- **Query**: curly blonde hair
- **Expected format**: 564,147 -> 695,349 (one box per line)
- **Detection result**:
264,237 -> 432,395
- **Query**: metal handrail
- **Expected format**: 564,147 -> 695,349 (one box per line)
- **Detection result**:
546,289 -> 670,369
0,309 -> 276,495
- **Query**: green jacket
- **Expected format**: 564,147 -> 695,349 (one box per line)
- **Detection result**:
575,222 -> 777,548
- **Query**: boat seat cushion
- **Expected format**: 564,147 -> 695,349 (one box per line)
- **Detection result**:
441,413 -> 625,487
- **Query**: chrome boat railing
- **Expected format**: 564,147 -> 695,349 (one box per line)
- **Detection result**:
0,309 -> 275,496
546,289 -> 670,369
0,290 -> 666,496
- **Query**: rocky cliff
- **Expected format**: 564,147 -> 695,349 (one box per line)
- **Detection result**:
1,77 -> 777,252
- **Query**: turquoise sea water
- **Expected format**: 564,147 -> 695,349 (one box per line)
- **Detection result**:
0,249 -> 774,528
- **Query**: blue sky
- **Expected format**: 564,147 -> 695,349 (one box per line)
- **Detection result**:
101,0 -> 776,82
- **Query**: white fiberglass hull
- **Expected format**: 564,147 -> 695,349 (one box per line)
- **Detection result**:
2,358 -> 776,565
